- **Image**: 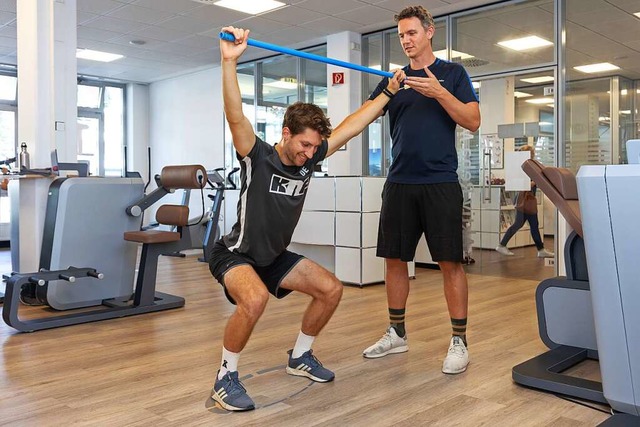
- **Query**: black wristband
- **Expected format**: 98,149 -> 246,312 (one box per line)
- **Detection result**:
382,88 -> 395,98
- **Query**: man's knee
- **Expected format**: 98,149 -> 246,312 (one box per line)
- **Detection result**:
235,286 -> 269,319
326,276 -> 343,302
312,274 -> 342,303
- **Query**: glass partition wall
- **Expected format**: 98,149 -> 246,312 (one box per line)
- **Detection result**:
357,0 -> 639,278
564,0 -> 640,170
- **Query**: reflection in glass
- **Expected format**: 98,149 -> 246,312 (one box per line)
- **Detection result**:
451,0 -> 554,77
0,76 -> 17,101
262,55 -> 297,106
77,85 -> 102,109
564,77 -> 611,171
303,46 -> 327,108
363,33 -> 382,176
0,110 -> 15,162
77,116 -> 100,176
226,64 -> 255,177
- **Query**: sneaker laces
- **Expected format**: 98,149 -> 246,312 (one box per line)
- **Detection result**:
449,337 -> 466,357
302,350 -> 323,368
375,330 -> 395,348
224,373 -> 248,396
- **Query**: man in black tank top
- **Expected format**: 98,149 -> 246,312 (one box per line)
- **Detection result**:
210,25 -> 405,412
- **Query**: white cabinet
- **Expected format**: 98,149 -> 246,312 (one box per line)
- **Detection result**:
333,177 -> 386,285
470,185 -> 543,249
290,176 -> 414,286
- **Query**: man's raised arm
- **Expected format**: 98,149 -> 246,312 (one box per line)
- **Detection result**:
221,26 -> 255,158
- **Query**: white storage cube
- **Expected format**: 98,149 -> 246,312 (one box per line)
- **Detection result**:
361,178 -> 385,212
335,212 -> 360,247
335,247 -> 385,285
335,246 -> 361,284
291,211 -> 334,245
362,248 -> 385,284
335,177 -> 361,212
480,210 -> 500,232
362,212 -> 379,247
304,178 -> 335,211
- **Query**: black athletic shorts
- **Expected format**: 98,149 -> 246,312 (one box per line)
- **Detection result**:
376,181 -> 463,263
208,240 -> 304,305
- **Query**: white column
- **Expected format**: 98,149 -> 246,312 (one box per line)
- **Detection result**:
17,0 -> 77,167
12,0 -> 77,273
326,31 -> 362,176
126,84 -> 150,179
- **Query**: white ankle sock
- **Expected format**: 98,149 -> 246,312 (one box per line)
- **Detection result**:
218,347 -> 240,380
291,330 -> 315,358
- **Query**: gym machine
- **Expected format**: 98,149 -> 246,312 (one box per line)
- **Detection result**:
2,164 -> 206,332
512,157 -> 640,425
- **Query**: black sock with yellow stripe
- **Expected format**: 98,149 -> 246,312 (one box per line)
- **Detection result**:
389,308 -> 406,338
451,317 -> 467,346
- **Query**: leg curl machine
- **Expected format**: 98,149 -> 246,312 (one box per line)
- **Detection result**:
2,164 -> 207,332
512,159 -> 640,425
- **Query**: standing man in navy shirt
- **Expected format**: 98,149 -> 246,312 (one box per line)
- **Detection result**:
362,5 -> 480,375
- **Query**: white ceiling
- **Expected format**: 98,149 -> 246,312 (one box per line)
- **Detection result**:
0,0 -> 638,83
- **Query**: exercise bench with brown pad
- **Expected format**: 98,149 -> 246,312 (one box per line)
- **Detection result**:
124,164 -> 207,308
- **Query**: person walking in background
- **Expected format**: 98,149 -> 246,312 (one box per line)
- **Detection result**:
361,5 -> 480,375
495,145 -> 554,258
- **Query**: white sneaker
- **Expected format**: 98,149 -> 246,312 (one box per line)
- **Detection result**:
537,249 -> 554,258
442,336 -> 469,374
363,327 -> 408,359
495,245 -> 514,256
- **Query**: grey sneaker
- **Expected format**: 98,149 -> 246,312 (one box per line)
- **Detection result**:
211,371 -> 255,411
495,245 -> 514,256
363,327 -> 408,359
537,249 -> 554,258
286,349 -> 335,382
442,336 -> 469,374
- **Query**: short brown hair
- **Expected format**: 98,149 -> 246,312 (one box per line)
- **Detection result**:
394,5 -> 434,30
282,102 -> 332,139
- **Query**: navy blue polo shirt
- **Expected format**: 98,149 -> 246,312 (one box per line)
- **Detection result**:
369,58 -> 478,184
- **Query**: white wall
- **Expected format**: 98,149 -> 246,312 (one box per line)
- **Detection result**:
148,67 -> 224,214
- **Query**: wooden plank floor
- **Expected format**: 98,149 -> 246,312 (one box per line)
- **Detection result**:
0,253 -> 609,426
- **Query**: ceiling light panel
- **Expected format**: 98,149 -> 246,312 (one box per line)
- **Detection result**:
213,0 -> 285,15
497,35 -> 552,51
520,76 -> 554,84
76,49 -> 123,62
433,49 -> 474,60
525,97 -> 554,104
573,62 -> 620,74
